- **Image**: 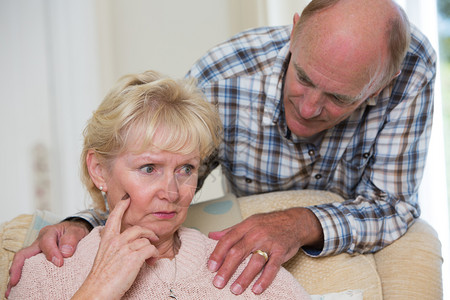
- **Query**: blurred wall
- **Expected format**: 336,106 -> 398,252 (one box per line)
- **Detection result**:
0,0 -> 309,223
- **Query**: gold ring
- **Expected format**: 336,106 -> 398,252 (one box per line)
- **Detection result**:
253,249 -> 269,262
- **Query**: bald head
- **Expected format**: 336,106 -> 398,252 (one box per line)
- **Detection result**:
292,0 -> 410,96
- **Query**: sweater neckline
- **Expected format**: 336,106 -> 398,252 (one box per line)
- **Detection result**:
143,227 -> 208,282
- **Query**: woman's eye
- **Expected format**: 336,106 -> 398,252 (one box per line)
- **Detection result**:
180,164 -> 194,175
140,165 -> 155,174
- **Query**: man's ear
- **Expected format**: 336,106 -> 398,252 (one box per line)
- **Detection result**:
290,13 -> 301,41
86,149 -> 108,192
370,70 -> 402,98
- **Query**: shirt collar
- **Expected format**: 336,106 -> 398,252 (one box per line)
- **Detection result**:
262,41 -> 291,126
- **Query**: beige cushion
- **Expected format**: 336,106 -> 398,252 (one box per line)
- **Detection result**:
238,190 -> 382,299
374,218 -> 443,299
0,214 -> 33,300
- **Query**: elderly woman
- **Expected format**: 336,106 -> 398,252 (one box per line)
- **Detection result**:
9,70 -> 310,299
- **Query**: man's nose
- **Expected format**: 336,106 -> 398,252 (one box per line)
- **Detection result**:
299,89 -> 324,119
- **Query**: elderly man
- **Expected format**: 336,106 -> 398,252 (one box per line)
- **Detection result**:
6,0 -> 436,297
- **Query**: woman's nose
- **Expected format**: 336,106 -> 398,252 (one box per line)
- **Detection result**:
156,174 -> 179,202
299,89 -> 323,119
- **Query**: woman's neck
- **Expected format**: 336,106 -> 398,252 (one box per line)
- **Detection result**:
154,231 -> 181,259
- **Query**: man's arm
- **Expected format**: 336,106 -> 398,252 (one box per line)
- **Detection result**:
203,25 -> 437,295
308,29 -> 436,257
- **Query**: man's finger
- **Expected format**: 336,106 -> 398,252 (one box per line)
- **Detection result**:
38,226 -> 65,267
230,250 -> 269,295
58,222 -> 91,258
251,257 -> 283,295
211,238 -> 254,289
208,226 -> 246,272
208,227 -> 232,240
6,241 -> 42,298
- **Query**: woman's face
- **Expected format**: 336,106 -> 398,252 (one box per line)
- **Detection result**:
103,140 -> 200,239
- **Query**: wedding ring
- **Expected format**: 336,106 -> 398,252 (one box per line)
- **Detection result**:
253,249 -> 269,262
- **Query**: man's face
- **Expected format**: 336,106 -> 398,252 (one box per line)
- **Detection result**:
283,56 -> 367,138
283,19 -> 379,138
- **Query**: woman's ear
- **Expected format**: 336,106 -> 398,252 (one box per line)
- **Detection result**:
86,149 -> 108,192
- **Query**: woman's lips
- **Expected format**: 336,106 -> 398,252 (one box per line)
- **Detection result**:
152,211 -> 176,219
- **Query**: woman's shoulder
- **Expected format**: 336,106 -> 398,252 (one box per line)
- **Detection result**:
176,227 -> 310,299
8,227 -> 102,299
177,227 -> 219,265
79,226 -> 102,248
178,226 -> 215,242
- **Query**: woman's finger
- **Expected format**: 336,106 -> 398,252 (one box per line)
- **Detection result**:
120,225 -> 160,245
103,197 -> 130,236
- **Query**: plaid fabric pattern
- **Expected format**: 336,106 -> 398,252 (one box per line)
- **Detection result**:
186,24 -> 436,256
74,24 -> 436,257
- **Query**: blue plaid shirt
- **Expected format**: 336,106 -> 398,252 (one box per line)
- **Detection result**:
186,24 -> 436,256
75,24 -> 436,257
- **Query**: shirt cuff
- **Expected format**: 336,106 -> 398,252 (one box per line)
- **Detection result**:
304,204 -> 353,257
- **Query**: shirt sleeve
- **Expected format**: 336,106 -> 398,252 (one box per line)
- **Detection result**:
306,28 -> 437,257
64,209 -> 108,227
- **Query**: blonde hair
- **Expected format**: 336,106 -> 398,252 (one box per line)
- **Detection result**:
80,70 -> 222,211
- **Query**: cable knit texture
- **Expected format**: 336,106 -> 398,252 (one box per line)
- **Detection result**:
9,226 -> 310,299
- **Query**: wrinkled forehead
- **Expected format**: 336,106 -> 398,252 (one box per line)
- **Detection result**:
292,21 -> 387,100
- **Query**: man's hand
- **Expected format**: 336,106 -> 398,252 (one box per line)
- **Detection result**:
207,207 -> 323,295
5,219 -> 91,298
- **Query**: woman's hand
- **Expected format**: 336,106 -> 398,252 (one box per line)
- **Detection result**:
72,197 -> 159,300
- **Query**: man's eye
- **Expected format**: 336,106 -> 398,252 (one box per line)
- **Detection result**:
141,165 -> 155,173
330,95 -> 349,106
297,76 -> 310,85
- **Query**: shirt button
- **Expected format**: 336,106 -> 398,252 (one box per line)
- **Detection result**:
308,150 -> 315,156
314,174 -> 322,180
363,153 -> 370,159
245,178 -> 253,183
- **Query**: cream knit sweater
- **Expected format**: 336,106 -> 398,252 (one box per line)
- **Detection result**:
9,227 -> 310,299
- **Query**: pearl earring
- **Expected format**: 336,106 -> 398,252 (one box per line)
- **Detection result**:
99,186 -> 103,191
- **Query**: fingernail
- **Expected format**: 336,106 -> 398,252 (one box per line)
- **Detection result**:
231,283 -> 243,295
122,193 -> 130,200
61,245 -> 73,256
208,260 -> 218,272
252,283 -> 263,295
52,256 -> 61,267
213,275 -> 225,289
